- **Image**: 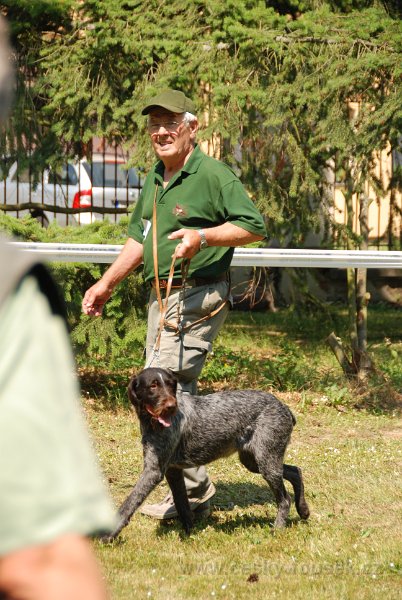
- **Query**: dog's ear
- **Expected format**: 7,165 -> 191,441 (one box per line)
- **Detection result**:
165,369 -> 178,395
128,376 -> 140,407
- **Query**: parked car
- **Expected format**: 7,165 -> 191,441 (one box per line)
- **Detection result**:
0,153 -> 142,226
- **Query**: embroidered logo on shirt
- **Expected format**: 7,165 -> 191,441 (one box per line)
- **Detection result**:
173,204 -> 187,217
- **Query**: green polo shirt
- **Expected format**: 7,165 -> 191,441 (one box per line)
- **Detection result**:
128,144 -> 267,282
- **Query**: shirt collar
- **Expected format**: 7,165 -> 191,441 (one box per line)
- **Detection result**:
181,144 -> 203,174
154,143 -> 203,180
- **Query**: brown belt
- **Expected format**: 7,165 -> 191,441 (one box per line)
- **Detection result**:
150,272 -> 228,290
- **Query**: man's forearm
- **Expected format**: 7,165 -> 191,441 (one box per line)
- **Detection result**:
101,237 -> 143,291
201,222 -> 265,247
168,223 -> 265,260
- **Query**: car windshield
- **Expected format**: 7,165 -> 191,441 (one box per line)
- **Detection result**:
83,161 -> 139,188
48,164 -> 78,186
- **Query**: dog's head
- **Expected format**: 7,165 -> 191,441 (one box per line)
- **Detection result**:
128,367 -> 178,428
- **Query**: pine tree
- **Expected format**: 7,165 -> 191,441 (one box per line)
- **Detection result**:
2,0 -> 401,379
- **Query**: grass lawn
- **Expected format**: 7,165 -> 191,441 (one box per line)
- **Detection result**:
80,308 -> 401,599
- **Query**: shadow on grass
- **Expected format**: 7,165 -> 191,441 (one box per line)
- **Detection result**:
226,304 -> 402,343
155,512 -> 307,540
212,481 -> 275,507
153,481 -> 309,538
78,367 -> 133,411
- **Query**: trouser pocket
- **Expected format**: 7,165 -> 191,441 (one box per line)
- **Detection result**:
145,283 -> 230,391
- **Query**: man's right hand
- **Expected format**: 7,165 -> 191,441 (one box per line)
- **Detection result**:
82,237 -> 144,317
82,280 -> 113,317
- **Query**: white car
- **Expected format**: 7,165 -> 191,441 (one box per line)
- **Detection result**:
0,154 -> 142,226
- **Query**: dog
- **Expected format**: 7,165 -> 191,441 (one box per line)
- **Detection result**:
105,367 -> 310,540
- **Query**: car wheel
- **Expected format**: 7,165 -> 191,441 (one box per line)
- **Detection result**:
30,209 -> 49,228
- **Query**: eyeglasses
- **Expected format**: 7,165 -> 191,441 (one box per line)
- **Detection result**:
147,120 -> 183,134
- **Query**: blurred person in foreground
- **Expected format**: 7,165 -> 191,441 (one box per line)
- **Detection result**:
82,88 -> 267,520
0,18 -> 116,600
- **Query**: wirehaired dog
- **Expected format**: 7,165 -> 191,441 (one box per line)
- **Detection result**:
105,367 -> 310,541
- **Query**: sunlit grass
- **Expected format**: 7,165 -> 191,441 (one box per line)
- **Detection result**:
77,305 -> 402,598
86,400 -> 401,600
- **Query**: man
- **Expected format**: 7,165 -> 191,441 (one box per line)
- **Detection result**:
82,88 -> 267,520
0,239 -> 117,600
0,19 -> 116,600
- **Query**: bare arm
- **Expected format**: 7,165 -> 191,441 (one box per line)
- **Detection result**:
0,534 -> 109,600
168,222 -> 265,259
82,237 -> 143,316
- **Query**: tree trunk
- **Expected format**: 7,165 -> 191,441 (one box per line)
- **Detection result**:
355,189 -> 373,377
328,168 -> 373,379
345,166 -> 359,361
326,332 -> 354,375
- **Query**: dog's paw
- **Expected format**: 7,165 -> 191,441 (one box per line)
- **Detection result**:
97,528 -> 124,544
298,501 -> 310,520
99,533 -> 117,544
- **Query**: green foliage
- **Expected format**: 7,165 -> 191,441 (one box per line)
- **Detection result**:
0,212 -> 147,359
3,1 -> 401,380
72,311 -> 147,367
3,1 -> 401,247
262,339 -> 314,390
319,382 -> 352,406
0,1 -> 75,171
375,341 -> 402,390
0,211 -> 48,241
202,345 -> 255,384
0,210 -> 131,244
201,339 -> 315,392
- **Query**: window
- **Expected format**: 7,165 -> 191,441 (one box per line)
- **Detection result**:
83,162 -> 139,188
48,164 -> 78,185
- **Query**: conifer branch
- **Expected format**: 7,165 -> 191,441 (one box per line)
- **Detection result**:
274,35 -> 393,51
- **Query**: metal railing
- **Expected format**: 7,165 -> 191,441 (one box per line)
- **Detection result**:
12,242 -> 402,269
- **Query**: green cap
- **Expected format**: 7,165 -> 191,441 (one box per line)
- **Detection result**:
141,89 -> 196,115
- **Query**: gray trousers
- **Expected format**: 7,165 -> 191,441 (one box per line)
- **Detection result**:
145,279 -> 230,498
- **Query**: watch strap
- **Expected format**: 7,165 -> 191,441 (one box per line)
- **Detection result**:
197,229 -> 208,250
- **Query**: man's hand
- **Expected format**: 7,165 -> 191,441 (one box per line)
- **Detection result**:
81,238 -> 144,317
0,534 -> 110,600
168,229 -> 202,259
82,280 -> 113,317
168,223 -> 265,259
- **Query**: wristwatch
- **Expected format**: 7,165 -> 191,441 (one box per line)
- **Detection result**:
197,229 -> 208,250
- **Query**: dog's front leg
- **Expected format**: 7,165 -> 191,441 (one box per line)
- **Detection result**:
103,454 -> 165,542
165,467 -> 194,534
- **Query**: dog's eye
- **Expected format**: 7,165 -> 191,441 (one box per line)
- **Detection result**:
150,382 -> 158,389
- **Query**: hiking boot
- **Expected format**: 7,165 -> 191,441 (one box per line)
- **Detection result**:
139,482 -> 216,520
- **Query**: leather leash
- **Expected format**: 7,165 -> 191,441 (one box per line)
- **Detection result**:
151,183 -> 229,357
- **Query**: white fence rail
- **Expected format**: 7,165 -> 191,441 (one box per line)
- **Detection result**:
12,242 -> 402,269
